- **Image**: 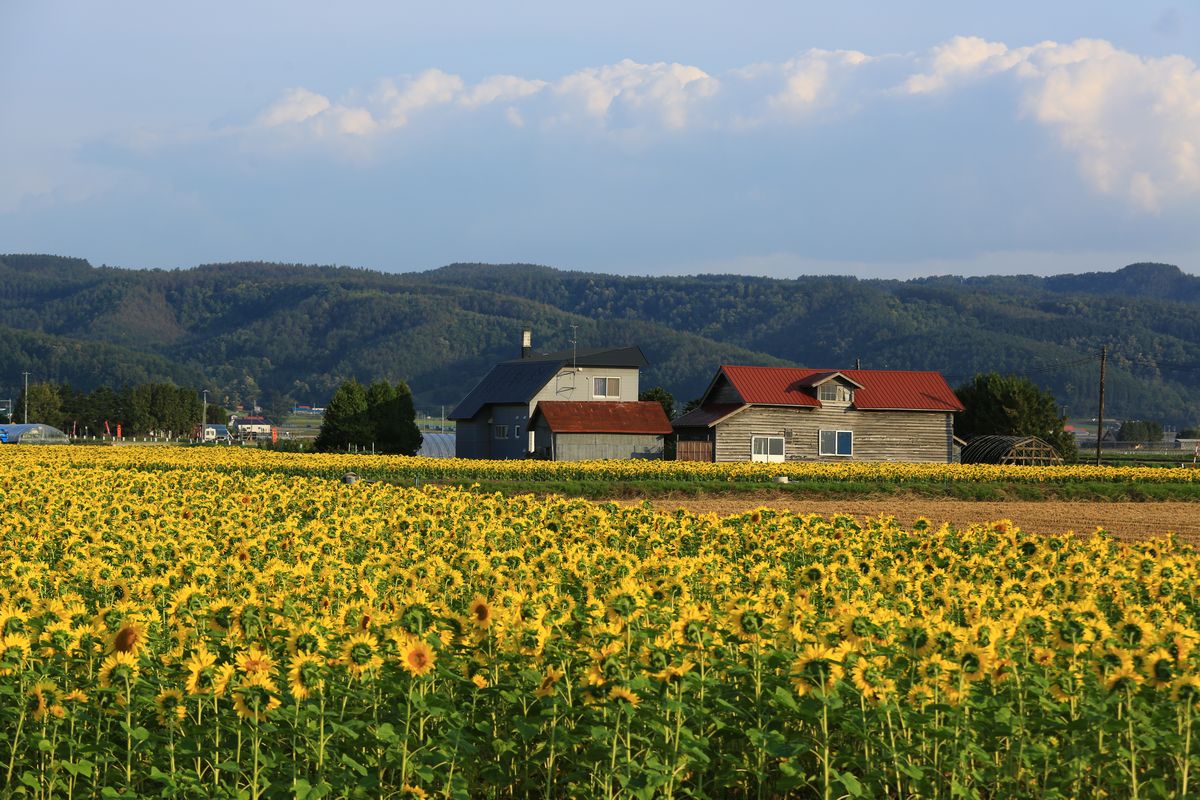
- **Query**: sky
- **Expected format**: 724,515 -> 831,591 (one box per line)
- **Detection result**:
1,1 -> 1198,279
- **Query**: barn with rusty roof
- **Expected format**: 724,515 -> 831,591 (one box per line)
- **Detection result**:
530,401 -> 672,461
672,365 -> 963,463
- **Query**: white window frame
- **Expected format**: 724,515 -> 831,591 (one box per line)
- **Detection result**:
819,383 -> 852,403
494,424 -> 509,440
751,435 -> 785,463
592,376 -> 621,399
819,429 -> 853,457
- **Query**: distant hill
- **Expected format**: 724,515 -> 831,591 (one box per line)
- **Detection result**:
0,253 -> 1197,425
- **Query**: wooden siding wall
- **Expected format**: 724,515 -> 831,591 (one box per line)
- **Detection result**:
714,406 -> 954,463
708,376 -> 742,404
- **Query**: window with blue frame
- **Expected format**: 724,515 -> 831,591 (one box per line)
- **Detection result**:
819,429 -> 853,456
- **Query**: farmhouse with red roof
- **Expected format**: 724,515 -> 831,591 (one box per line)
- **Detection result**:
672,365 -> 963,463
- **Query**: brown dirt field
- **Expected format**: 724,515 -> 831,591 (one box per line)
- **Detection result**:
620,497 -> 1200,544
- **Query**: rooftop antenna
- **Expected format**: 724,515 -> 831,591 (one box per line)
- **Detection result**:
569,324 -> 578,371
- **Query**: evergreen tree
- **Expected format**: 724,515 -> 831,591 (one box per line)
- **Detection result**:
366,380 -> 399,452
314,379 -> 371,452
639,386 -> 676,419
1117,420 -> 1164,442
393,380 -> 423,456
955,373 -> 1077,460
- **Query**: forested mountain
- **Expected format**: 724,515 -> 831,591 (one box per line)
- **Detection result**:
0,254 -> 1197,425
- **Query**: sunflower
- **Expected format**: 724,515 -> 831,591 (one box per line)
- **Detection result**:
0,631 -> 33,677
98,651 -> 140,689
609,685 -> 641,708
108,619 -> 147,655
1173,674 -> 1200,706
792,644 -> 844,697
27,680 -> 58,721
399,638 -> 436,677
341,633 -> 383,678
207,600 -> 237,635
1107,666 -> 1144,693
287,652 -> 327,700
1145,648 -> 1176,690
286,622 -> 326,657
533,666 -> 565,698
850,656 -> 896,704
467,596 -> 493,629
956,644 -> 994,684
183,647 -> 219,695
232,671 -> 281,722
471,673 -> 489,690
237,644 -> 276,675
154,689 -> 187,727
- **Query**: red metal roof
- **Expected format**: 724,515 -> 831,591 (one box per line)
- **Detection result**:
532,401 -> 674,434
717,366 -> 964,412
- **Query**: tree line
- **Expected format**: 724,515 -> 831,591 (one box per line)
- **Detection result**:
4,381 -> 228,438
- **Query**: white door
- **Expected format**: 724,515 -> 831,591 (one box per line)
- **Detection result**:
751,435 -> 785,463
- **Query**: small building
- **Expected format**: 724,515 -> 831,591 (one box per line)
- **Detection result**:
450,330 -> 648,459
531,401 -> 672,461
230,416 -> 272,439
197,424 -> 231,443
960,435 -> 1063,466
0,423 -> 70,445
673,365 -> 962,463
418,432 -> 456,458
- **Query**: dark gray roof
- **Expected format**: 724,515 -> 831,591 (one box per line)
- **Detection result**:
449,346 -> 648,420
508,346 -> 649,369
449,360 -> 563,420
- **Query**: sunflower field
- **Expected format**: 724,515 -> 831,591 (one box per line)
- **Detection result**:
0,448 -> 1198,798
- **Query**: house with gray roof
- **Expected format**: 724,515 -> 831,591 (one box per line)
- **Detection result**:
449,330 -> 648,459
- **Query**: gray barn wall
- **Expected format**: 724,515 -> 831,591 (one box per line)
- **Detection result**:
714,406 -> 954,463
455,404 -> 529,459
553,432 -> 664,461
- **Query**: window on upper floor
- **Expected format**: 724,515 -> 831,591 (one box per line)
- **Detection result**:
819,383 -> 851,403
593,377 -> 620,398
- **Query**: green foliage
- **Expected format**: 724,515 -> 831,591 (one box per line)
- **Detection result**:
638,386 -> 676,419
955,373 -> 1078,460
1117,419 -> 1164,442
314,379 -> 370,452
1181,427 -> 1200,439
363,380 -> 423,455
15,381 -> 63,427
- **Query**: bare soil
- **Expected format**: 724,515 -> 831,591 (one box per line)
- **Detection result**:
620,497 -> 1200,544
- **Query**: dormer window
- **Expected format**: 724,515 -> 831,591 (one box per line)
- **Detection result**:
818,384 -> 851,403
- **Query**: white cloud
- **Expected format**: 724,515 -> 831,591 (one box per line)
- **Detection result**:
373,69 -> 464,127
899,36 -> 1200,212
903,36 -> 1016,94
256,88 -> 332,127
239,44 -> 1200,212
552,59 -> 718,129
460,75 -> 546,108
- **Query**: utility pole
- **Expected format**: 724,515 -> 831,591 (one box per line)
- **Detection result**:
201,389 -> 208,443
1095,346 -> 1106,466
22,372 -> 29,424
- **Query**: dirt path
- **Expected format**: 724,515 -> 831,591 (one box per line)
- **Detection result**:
620,498 -> 1200,543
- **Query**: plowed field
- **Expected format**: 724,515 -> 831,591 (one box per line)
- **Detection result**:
624,497 -> 1200,543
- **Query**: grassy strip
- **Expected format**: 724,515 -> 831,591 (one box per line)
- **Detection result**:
389,477 -> 1200,502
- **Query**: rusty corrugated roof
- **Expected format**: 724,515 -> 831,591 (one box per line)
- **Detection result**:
532,401 -> 674,434
718,366 -> 963,412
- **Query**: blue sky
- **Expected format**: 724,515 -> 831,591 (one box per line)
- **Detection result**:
1,1 -> 1198,278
